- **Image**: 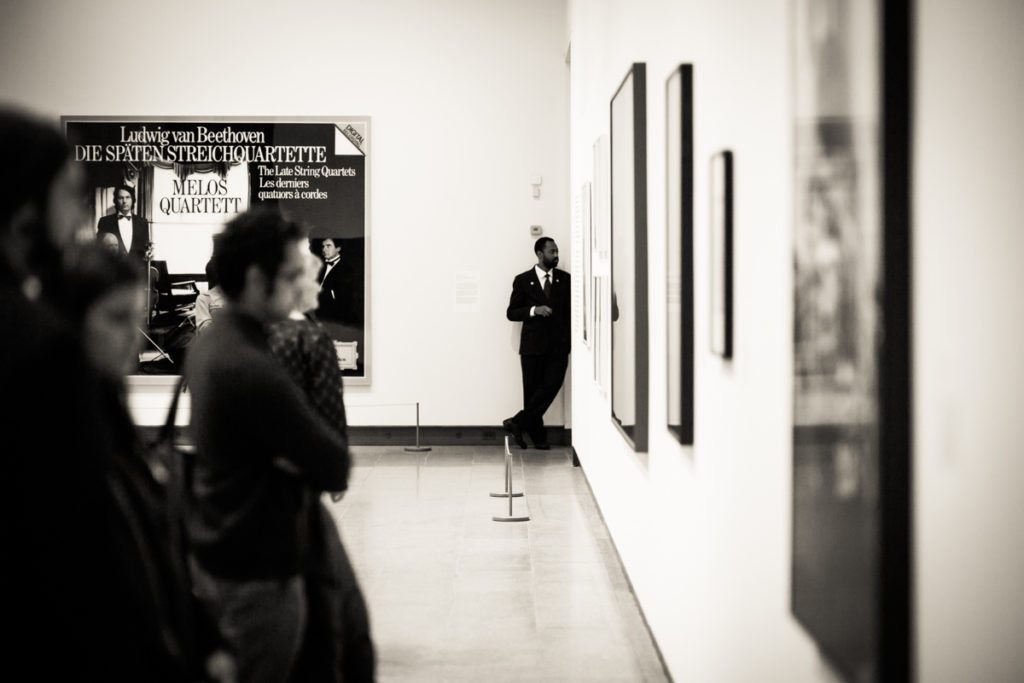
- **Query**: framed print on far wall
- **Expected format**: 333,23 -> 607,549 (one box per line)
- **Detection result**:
710,150 -> 733,359
666,64 -> 694,445
62,115 -> 372,385
593,134 -> 611,395
610,62 -> 649,453
582,181 -> 593,348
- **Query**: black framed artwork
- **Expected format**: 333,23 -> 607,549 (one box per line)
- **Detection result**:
593,134 -> 611,396
709,150 -> 733,360
610,63 -> 649,452
582,181 -> 593,348
62,115 -> 372,385
791,0 -> 911,680
666,64 -> 695,445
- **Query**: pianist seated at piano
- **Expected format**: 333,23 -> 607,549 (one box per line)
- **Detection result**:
194,258 -> 225,335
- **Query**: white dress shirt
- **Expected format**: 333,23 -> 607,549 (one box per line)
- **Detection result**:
530,265 -> 552,317
118,213 -> 134,253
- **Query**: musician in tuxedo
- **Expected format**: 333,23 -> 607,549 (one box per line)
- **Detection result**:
316,237 -> 361,325
96,185 -> 149,263
503,237 -> 571,450
97,186 -> 159,312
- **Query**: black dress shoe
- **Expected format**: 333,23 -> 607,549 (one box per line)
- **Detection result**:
533,443 -> 551,450
502,419 -> 527,449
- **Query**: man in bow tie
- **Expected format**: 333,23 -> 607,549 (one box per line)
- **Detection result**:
317,237 -> 344,320
95,184 -> 150,263
316,236 -> 361,325
503,237 -> 571,450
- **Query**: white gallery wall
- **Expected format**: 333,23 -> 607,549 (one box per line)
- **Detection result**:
914,0 -> 1024,680
0,0 -> 569,427
568,0 -> 1024,681
567,0 -> 822,679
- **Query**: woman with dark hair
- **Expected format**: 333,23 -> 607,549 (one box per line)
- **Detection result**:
0,107 -> 154,680
268,249 -> 375,682
60,245 -> 147,378
57,243 -> 235,683
0,108 -> 87,294
0,106 -> 229,680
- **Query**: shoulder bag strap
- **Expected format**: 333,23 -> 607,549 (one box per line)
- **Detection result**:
158,376 -> 187,446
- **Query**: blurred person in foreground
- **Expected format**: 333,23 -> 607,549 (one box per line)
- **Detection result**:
57,243 -> 236,682
268,249 -> 375,682
184,209 -> 349,683
0,107 -> 162,679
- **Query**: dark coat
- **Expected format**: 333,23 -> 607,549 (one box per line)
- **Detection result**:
0,283 -> 165,680
506,267 -> 571,356
184,311 -> 349,580
98,379 -> 222,682
268,318 -> 375,682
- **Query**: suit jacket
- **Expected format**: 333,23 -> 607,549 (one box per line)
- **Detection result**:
317,259 -> 362,325
506,267 -> 571,356
97,213 -> 150,261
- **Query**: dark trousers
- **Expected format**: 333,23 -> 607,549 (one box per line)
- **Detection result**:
513,353 -> 569,444
189,562 -> 307,683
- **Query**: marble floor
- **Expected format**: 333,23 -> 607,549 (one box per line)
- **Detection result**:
325,445 -> 669,682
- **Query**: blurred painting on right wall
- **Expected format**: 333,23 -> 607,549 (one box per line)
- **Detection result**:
791,0 -> 911,680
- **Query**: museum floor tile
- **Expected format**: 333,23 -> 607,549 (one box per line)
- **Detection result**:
325,445 -> 669,683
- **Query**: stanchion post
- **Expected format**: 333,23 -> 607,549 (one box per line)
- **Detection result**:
492,435 -> 529,522
490,435 -> 523,498
404,401 -> 432,453
506,449 -> 513,517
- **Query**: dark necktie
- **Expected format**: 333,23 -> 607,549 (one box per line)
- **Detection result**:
543,273 -> 551,300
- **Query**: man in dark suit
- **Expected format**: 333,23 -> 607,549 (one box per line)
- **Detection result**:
503,237 -> 571,450
317,237 -> 360,324
96,184 -> 149,263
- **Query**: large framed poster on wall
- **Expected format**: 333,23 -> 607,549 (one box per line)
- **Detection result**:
62,116 -> 371,385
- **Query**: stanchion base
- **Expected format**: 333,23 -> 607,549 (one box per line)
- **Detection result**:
489,492 -> 524,498
404,446 -> 432,452
492,515 -> 530,523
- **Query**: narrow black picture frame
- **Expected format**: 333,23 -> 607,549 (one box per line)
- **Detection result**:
710,150 -> 733,360
609,62 -> 649,453
666,64 -> 695,444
